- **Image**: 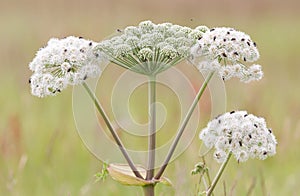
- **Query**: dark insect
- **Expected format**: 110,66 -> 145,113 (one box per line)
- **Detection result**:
249,134 -> 252,138
229,139 -> 232,144
64,49 -> 67,52
254,124 -> 258,128
244,114 -> 248,117
241,38 -> 245,41
263,151 -> 267,155
227,31 -> 230,35
83,75 -> 87,80
79,36 -> 83,39
239,141 -> 242,147
29,78 -> 31,84
268,129 -> 272,133
80,48 -> 85,53
230,111 -> 235,114
231,38 -> 236,41
247,42 -> 250,46
233,52 -> 239,56
223,38 -> 227,42
253,42 -> 257,47
222,53 -> 227,57
89,42 -> 93,46
243,57 -> 247,61
117,29 -> 122,33
210,28 -> 215,31
213,36 -> 216,41
215,114 -> 222,119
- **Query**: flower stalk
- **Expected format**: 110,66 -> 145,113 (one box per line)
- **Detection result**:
82,82 -> 143,179
144,75 -> 157,196
155,71 -> 214,180
206,152 -> 232,196
146,75 -> 157,180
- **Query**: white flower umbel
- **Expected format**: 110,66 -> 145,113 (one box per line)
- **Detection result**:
200,111 -> 277,163
191,27 -> 263,82
96,20 -> 209,75
29,36 -> 105,97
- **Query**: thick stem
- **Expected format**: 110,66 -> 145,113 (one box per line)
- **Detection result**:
82,82 -> 143,179
146,75 -> 156,180
143,185 -> 155,196
206,152 -> 232,196
155,71 -> 214,180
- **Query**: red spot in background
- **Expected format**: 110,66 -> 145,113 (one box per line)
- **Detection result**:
1,115 -> 23,157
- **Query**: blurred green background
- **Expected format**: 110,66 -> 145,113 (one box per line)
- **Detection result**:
1,0 -> 300,195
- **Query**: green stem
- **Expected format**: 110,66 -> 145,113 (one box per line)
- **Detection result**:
146,75 -> 156,181
206,152 -> 232,196
201,156 -> 214,196
143,185 -> 155,196
155,71 -> 214,180
82,82 -> 143,179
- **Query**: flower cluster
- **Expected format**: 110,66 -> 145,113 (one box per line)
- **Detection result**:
191,27 -> 263,82
96,20 -> 209,75
29,36 -> 106,97
200,111 -> 277,163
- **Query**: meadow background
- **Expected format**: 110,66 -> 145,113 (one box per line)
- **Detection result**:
1,0 -> 300,195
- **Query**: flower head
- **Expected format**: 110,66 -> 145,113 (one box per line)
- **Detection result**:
29,36 -> 106,97
200,111 -> 277,163
191,27 -> 263,82
96,20 -> 209,75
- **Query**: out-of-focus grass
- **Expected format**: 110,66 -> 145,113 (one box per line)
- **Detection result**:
1,0 -> 300,195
